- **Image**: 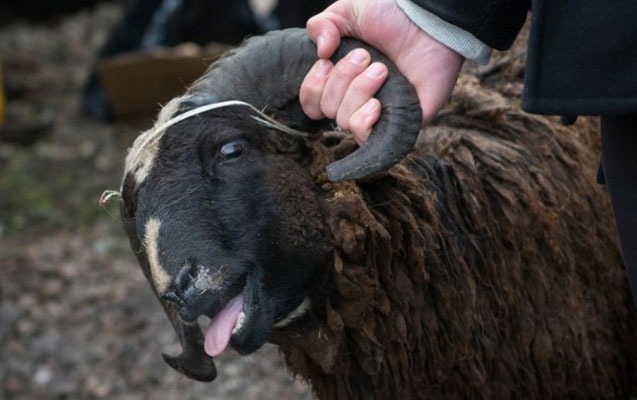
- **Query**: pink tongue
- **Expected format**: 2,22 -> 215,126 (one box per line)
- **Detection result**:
204,294 -> 244,357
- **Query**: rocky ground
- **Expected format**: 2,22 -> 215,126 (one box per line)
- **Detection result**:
0,3 -> 312,399
0,1 -> 537,398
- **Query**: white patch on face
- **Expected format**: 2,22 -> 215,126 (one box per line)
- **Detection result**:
273,297 -> 311,328
122,97 -> 308,190
143,217 -> 172,294
124,96 -> 184,186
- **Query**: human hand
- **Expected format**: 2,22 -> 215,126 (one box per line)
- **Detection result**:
299,0 -> 464,144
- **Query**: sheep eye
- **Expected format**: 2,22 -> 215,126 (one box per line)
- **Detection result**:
218,141 -> 245,162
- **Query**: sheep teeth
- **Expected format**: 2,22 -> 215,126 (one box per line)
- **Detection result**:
273,297 -> 311,328
232,311 -> 246,335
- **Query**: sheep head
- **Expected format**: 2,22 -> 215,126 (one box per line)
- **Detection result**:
119,28 -> 420,382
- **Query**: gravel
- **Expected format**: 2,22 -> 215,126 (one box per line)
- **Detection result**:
0,3 -> 313,399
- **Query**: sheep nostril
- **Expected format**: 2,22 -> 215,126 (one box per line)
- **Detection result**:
160,262 -> 204,322
170,261 -> 200,301
160,262 -> 224,322
175,262 -> 198,292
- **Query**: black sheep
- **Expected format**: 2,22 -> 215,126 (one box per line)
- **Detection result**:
118,29 -> 636,398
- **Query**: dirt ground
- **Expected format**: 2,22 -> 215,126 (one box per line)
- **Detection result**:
0,3 -> 313,399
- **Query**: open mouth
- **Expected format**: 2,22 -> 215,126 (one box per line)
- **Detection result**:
198,268 -> 310,357
201,283 -> 310,358
203,292 -> 246,357
201,272 -> 271,358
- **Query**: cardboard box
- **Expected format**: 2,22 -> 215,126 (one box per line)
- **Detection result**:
97,42 -> 229,118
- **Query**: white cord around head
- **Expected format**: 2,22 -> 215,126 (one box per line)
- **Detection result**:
125,99 -> 312,185
151,99 -> 309,140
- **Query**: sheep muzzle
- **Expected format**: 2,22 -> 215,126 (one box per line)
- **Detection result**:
161,262 -> 229,322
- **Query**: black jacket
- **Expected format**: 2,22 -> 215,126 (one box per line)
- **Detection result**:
413,0 -> 637,116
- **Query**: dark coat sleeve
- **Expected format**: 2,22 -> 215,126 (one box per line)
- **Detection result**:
409,0 -> 531,50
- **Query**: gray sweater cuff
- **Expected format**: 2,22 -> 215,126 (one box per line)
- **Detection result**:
397,0 -> 492,64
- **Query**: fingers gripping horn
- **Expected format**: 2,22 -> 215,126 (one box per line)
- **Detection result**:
186,27 -> 422,181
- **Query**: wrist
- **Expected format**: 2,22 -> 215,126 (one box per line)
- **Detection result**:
396,0 -> 492,64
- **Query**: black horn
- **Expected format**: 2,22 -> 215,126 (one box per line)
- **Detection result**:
186,27 -> 422,181
161,304 -> 217,382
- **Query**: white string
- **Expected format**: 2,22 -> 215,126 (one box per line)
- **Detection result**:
99,190 -> 121,205
151,99 -> 308,140
125,99 -> 311,185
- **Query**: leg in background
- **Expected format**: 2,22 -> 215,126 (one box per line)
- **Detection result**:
601,114 -> 637,311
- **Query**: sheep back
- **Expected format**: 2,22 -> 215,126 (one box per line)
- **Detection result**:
270,75 -> 636,399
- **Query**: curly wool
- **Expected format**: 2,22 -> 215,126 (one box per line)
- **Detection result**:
270,75 -> 636,399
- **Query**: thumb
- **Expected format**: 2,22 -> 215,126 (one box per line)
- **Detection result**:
306,3 -> 354,59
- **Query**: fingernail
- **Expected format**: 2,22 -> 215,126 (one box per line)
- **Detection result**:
349,48 -> 369,65
362,98 -> 378,114
316,35 -> 326,51
365,62 -> 387,79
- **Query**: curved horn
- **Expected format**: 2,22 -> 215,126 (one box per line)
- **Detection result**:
161,304 -> 217,382
187,27 -> 421,182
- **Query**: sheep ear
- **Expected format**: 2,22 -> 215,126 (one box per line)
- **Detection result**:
187,28 -> 421,181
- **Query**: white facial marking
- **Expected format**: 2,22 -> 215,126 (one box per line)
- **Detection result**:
124,96 -> 184,186
143,218 -> 172,294
122,97 -> 308,189
273,297 -> 311,328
